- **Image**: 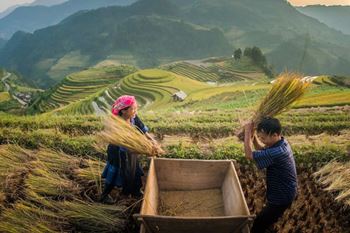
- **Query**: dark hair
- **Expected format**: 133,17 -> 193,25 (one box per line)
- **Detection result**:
118,106 -> 131,116
257,117 -> 282,135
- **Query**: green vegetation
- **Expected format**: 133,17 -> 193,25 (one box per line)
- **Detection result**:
0,92 -> 10,102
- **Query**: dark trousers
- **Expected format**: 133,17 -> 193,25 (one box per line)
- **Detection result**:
251,202 -> 291,233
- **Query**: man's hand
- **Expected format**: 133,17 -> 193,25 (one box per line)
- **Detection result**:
243,121 -> 255,138
243,121 -> 254,160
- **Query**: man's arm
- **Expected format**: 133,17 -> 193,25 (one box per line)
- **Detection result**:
244,122 -> 254,160
253,134 -> 265,150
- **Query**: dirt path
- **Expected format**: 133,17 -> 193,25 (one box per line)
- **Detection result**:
1,72 -> 27,105
92,101 -> 105,116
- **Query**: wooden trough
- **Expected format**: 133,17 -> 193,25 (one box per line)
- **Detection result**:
135,158 -> 254,233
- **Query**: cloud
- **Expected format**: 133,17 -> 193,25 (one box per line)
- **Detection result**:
288,0 -> 350,6
0,0 -> 35,12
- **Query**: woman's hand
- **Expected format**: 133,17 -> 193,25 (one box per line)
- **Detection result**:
151,140 -> 165,157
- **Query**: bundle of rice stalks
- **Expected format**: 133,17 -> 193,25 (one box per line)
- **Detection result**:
60,201 -> 126,233
237,72 -> 310,139
96,114 -> 164,157
0,145 -> 34,176
0,145 -> 34,204
0,201 -> 66,233
35,149 -> 80,174
253,72 -> 310,124
26,165 -> 80,200
0,191 -> 5,208
314,161 -> 350,206
75,159 -> 104,196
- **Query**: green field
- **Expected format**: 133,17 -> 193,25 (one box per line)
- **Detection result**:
0,92 -> 10,102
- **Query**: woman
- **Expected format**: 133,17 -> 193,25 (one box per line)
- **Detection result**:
100,95 -> 160,202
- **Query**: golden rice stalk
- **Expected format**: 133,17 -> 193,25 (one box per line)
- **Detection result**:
60,201 -> 126,232
96,114 -> 163,157
313,162 -> 342,178
252,72 -> 310,125
336,189 -> 350,201
237,72 -> 310,139
75,159 -> 104,195
0,191 -> 5,207
0,201 -> 64,233
26,165 -> 80,199
314,161 -> 350,206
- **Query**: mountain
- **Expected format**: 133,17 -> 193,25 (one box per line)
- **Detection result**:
297,5 -> 350,35
0,38 -> 6,49
0,0 -> 136,39
1,0 -> 350,88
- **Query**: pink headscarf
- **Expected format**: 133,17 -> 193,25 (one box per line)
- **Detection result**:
111,95 -> 137,116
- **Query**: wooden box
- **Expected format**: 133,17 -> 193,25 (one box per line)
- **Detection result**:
135,158 -> 254,233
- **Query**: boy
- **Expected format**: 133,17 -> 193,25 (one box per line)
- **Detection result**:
243,117 -> 297,233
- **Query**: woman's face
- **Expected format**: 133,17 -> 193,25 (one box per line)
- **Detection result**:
122,103 -> 137,119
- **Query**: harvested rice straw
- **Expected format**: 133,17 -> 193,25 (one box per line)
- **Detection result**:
237,72 -> 310,140
314,161 -> 350,206
96,114 -> 164,157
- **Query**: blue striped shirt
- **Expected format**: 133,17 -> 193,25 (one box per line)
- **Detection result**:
253,138 -> 297,205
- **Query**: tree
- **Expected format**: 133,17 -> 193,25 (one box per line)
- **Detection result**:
243,47 -> 253,57
234,48 -> 242,60
251,46 -> 266,66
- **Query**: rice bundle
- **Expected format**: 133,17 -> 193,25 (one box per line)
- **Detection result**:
61,201 -> 126,232
237,72 -> 310,139
314,161 -> 350,206
96,114 -> 164,157
0,201 -> 64,233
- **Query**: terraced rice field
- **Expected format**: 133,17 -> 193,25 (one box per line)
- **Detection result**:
164,58 -> 267,83
34,65 -> 135,113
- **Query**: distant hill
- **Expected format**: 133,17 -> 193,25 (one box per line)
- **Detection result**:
0,0 -> 136,39
0,38 -> 6,49
297,5 -> 350,35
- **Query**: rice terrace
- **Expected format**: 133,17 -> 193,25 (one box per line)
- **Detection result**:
0,0 -> 350,233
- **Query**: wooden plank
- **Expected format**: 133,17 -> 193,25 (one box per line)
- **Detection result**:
222,162 -> 250,216
154,158 -> 230,190
140,215 -> 252,233
140,158 -> 159,215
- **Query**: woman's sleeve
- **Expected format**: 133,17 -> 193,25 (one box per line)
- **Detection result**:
134,115 -> 149,134
107,144 -> 120,165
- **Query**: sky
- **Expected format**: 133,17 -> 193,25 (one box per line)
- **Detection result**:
288,0 -> 350,6
0,0 -> 35,12
1,0 -> 350,12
